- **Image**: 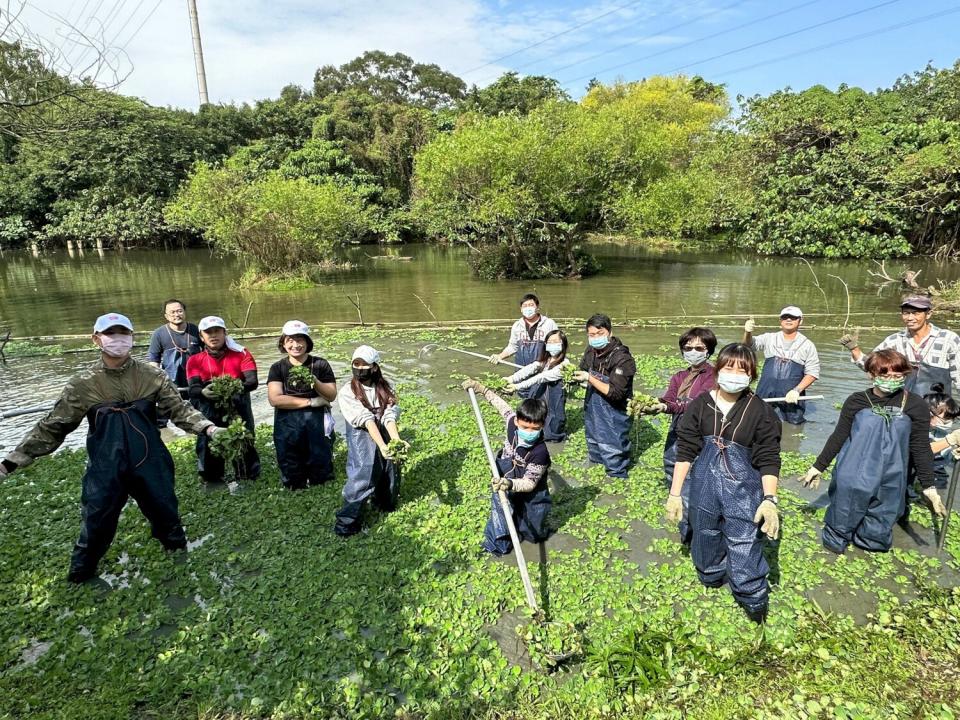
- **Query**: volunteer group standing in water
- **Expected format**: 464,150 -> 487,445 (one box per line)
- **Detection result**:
1,293 -> 957,624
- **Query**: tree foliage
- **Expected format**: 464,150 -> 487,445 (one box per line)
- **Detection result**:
461,72 -> 570,116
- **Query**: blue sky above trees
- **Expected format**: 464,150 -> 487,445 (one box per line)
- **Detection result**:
23,0 -> 960,109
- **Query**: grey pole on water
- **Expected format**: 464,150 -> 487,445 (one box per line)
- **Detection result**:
938,456 -> 960,554
466,388 -> 539,611
187,0 -> 209,104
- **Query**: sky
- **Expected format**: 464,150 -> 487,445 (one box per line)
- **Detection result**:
15,0 -> 960,110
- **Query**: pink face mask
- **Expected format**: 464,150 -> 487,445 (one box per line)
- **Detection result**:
98,334 -> 134,358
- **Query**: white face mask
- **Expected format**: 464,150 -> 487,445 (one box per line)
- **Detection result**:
717,371 -> 750,393
99,334 -> 134,358
683,349 -> 708,366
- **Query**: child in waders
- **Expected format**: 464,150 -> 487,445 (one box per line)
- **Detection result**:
801,349 -> 940,552
505,328 -> 571,442
665,343 -> 781,623
334,346 -> 406,537
266,320 -> 338,490
462,378 -> 552,556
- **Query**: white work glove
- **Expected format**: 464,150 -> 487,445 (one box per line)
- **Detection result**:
665,494 -> 683,524
923,487 -> 948,518
492,477 -> 512,493
572,370 -> 589,383
488,354 -> 501,364
504,383 -> 518,395
801,467 -> 822,490
946,429 -> 960,449
839,331 -> 860,351
201,386 -> 217,400
205,425 -> 226,438
753,500 -> 780,540
785,389 -> 801,405
641,402 -> 668,415
744,317 -> 756,333
308,396 -> 329,408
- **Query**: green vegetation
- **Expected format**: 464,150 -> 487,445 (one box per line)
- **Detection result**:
286,365 -> 316,392
2,346 -> 959,719
208,417 -> 254,474
206,375 -> 244,413
3,34 -> 960,274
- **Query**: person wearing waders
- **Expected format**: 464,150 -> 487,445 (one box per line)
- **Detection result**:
665,343 -> 781,623
801,350 -> 944,553
840,295 -> 960,398
186,316 -> 260,483
461,378 -> 552,555
743,307 -> 819,425
639,328 -> 718,543
572,314 -> 637,479
0,313 -> 223,583
266,321 -> 337,489
504,328 -> 571,442
334,346 -> 406,537
921,384 -> 960,499
146,298 -> 201,427
489,293 -> 558,398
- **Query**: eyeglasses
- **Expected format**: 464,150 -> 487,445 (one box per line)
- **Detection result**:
780,315 -> 800,321
682,345 -> 707,352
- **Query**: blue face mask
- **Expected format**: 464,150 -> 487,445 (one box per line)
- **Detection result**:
545,343 -> 563,356
588,335 -> 610,350
516,427 -> 541,446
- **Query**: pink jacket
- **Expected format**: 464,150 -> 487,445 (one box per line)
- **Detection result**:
661,364 -> 716,416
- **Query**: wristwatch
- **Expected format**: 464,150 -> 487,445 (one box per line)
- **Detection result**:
762,494 -> 779,505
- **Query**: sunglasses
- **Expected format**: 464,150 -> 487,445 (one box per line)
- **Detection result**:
780,315 -> 800,321
682,345 -> 707,352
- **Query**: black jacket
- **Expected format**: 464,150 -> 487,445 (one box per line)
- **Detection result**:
579,337 -> 636,411
675,390 -> 782,477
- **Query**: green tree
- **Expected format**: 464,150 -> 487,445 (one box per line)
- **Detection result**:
461,72 -> 570,115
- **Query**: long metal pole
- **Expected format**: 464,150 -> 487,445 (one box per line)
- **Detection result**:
467,388 -> 538,611
187,0 -> 209,104
447,346 -> 521,368
938,456 -> 960,553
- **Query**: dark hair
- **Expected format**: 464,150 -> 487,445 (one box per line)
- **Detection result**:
585,314 -> 612,332
864,349 -> 912,378
925,383 -> 960,420
516,398 -> 547,426
714,343 -> 758,381
163,298 -> 186,313
678,327 -> 717,355
350,360 -> 397,419
277,333 -> 314,354
538,329 -> 568,367
521,293 -> 540,306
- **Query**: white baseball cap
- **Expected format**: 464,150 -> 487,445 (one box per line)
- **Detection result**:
352,345 -> 381,364
281,320 -> 310,337
779,306 -> 803,318
198,316 -> 227,331
93,312 -> 133,333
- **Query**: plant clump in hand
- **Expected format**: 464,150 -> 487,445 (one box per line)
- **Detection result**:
287,364 -> 315,392
386,439 -> 410,466
560,364 -> 579,384
208,375 -> 244,413
209,417 -> 253,475
627,392 -> 660,419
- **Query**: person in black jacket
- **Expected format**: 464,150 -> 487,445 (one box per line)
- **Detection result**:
573,314 -> 637,478
665,343 -> 781,623
800,349 -> 938,554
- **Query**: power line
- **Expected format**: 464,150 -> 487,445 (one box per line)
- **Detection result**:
115,0 -> 162,56
105,0 -> 150,50
65,0 -> 96,32
711,5 -> 960,80
562,0 -> 907,87
505,0 -> 753,82
72,0 -> 127,66
459,0 -> 650,77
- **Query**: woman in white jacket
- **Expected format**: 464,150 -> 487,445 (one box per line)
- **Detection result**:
505,329 -> 570,442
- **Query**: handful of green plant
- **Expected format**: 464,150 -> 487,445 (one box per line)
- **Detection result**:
385,438 -> 410,465
560,363 -> 579,384
519,620 -> 584,671
287,364 -> 315,392
627,392 -> 661,419
209,418 -> 253,475
478,372 -> 508,392
208,375 -> 244,413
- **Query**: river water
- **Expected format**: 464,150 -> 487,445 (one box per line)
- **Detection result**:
1,242 -> 958,459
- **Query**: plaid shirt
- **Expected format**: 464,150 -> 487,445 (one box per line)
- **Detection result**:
855,324 -> 960,389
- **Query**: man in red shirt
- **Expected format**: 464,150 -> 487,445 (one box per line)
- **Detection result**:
186,316 -> 261,482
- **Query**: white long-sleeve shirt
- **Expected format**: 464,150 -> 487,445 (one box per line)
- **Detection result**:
507,358 -> 571,391
337,381 -> 400,428
501,315 -> 559,356
751,331 -> 820,378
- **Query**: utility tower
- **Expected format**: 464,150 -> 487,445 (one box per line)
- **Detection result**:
187,0 -> 209,104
